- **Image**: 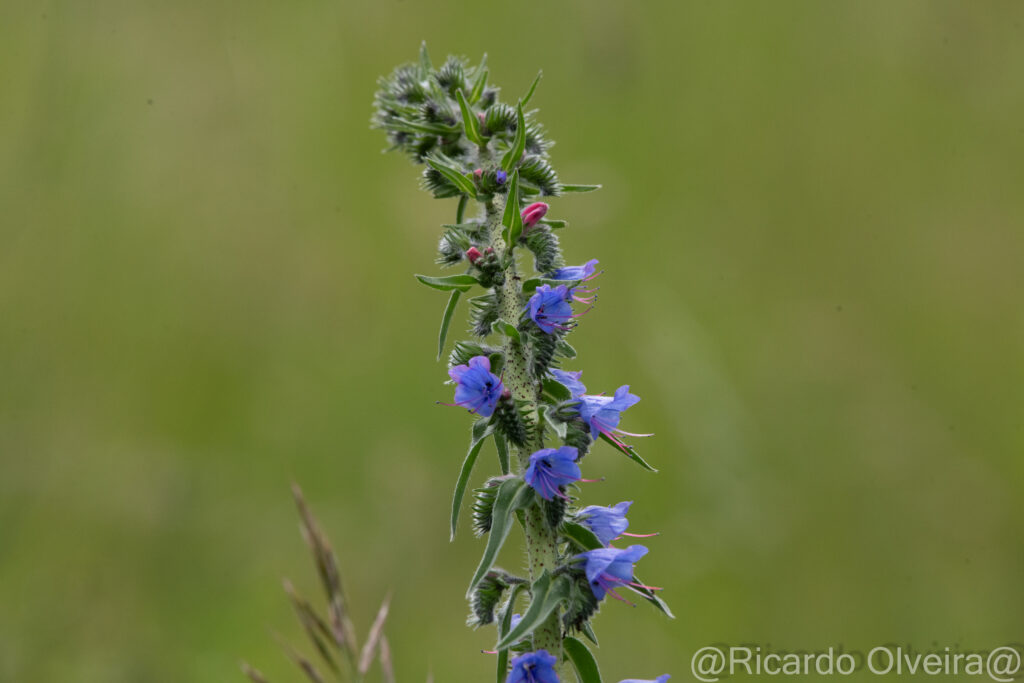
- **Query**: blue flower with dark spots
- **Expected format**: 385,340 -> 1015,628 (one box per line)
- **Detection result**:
524,446 -> 581,500
507,649 -> 560,683
528,284 -> 576,334
447,355 -> 504,417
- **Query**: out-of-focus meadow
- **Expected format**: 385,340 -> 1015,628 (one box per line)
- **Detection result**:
2,1 -> 1023,681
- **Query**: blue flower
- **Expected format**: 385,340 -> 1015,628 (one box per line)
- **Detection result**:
619,677 -> 670,683
496,169 -> 508,184
550,368 -> 586,398
448,355 -> 504,417
528,284 -> 576,334
507,650 -> 560,683
578,501 -> 632,546
548,259 -> 600,282
576,544 -> 648,601
524,446 -> 581,500
578,385 -> 644,447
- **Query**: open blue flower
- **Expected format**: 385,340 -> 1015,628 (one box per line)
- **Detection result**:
508,650 -> 560,683
578,385 -> 645,447
527,284 -> 575,334
524,446 -> 581,500
548,259 -> 600,282
576,544 -> 648,601
578,501 -> 632,546
448,355 -> 504,417
619,677 -> 670,683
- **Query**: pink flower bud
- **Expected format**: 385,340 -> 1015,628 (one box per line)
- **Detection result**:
521,202 -> 549,229
473,168 -> 483,179
466,247 -> 483,264
501,387 -> 512,400
484,246 -> 494,255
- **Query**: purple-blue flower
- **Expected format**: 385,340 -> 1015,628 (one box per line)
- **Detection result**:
447,355 -> 504,417
578,385 -> 645,448
576,544 -> 648,601
496,169 -> 508,184
578,501 -> 632,546
619,677 -> 670,683
548,259 -> 600,282
507,650 -> 560,683
524,446 -> 581,500
550,368 -> 586,398
528,284 -> 575,334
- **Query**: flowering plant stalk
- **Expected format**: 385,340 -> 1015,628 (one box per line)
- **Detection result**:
373,45 -> 673,683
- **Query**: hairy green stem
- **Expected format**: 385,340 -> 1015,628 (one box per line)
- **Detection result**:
484,195 -> 567,674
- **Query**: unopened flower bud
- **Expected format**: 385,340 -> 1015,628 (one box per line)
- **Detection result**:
501,387 -> 512,400
473,168 -> 483,179
495,170 -> 507,185
466,247 -> 483,264
484,246 -> 494,255
521,202 -> 549,229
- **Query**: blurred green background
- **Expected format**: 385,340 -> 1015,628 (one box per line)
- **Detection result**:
2,1 -> 1023,681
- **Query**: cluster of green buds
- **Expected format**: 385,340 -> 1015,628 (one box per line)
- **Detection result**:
374,45 -> 672,683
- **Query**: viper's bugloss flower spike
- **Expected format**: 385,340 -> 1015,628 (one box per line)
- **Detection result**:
578,501 -> 632,546
525,446 -> 581,500
619,677 -> 671,683
528,284 -> 575,334
577,544 -> 649,601
507,650 -> 560,683
521,202 -> 549,230
548,259 -> 600,282
448,356 -> 504,417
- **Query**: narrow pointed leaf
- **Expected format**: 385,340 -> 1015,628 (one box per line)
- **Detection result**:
521,71 -> 543,107
564,636 -> 603,683
541,377 -> 572,402
581,622 -> 600,646
456,195 -> 468,223
415,273 -> 479,292
494,434 -> 510,475
501,102 -> 526,172
418,41 -> 432,77
561,521 -> 603,551
491,318 -> 521,343
556,339 -> 577,358
455,89 -> 483,146
469,67 -> 489,105
630,577 -> 676,619
543,408 -> 568,439
495,583 -> 527,683
426,155 -> 477,197
598,432 -> 657,472
467,478 -> 531,595
501,170 -> 522,245
541,218 -> 567,229
437,290 -> 461,360
559,184 -> 602,193
494,573 -> 570,650
451,429 -> 492,540
358,594 -> 391,675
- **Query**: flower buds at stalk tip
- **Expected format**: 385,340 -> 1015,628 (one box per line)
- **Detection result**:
521,201 -> 549,230
466,246 -> 483,264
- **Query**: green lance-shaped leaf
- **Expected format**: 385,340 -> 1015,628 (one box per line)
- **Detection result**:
493,572 -> 571,650
456,195 -> 468,223
556,339 -> 577,359
581,621 -> 600,646
543,407 -> 568,440
559,184 -> 602,193
467,478 -> 533,596
598,432 -> 658,472
541,377 -> 572,402
630,576 -> 676,619
415,273 -> 480,292
495,583 -> 527,683
455,89 -> 483,146
494,434 -> 510,475
490,318 -> 521,343
418,41 -> 432,77
426,155 -> 477,198
469,65 -> 489,105
521,70 -> 542,107
501,102 -> 527,172
563,636 -> 603,683
542,218 -> 568,229
437,290 -> 461,360
450,427 -> 493,540
501,169 -> 523,246
561,521 -> 603,552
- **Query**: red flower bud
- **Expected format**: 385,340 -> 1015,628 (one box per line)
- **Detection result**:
466,247 -> 483,264
521,202 -> 549,229
473,168 -> 483,179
